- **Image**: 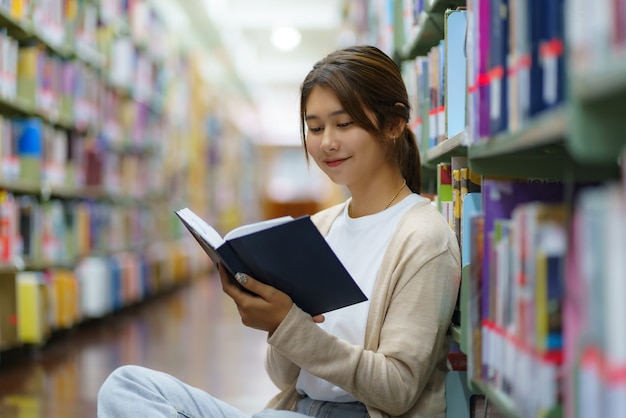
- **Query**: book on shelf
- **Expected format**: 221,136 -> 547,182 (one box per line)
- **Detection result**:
468,213 -> 484,382
436,162 -> 453,226
444,8 -> 467,140
460,192 -> 482,355
175,207 -> 368,316
451,157 -> 482,245
481,178 -> 565,322
488,0 -> 508,136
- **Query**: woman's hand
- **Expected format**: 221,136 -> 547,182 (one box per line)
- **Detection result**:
218,263 -> 295,334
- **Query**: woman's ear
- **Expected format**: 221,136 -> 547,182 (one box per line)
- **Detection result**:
386,117 -> 406,140
391,102 -> 409,138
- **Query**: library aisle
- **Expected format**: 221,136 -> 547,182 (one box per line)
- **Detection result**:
0,273 -> 278,417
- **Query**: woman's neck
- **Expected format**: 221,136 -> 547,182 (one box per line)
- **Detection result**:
348,175 -> 410,218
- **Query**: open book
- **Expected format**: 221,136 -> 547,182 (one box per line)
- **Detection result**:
175,207 -> 367,316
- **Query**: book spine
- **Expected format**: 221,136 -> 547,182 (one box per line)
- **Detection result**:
468,214 -> 484,382
16,272 -> 47,344
489,0 -> 509,136
436,162 -> 453,228
477,0 -> 491,140
445,10 -> 468,140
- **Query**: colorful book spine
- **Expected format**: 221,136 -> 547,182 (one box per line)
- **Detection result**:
445,9 -> 467,140
450,156 -> 467,244
460,167 -> 482,249
477,0 -> 491,140
466,0 -> 479,144
77,256 -> 112,318
16,271 -> 49,345
416,57 -> 430,153
565,183 -> 626,418
468,214 -> 484,382
428,46 -> 439,148
489,0 -> 509,136
15,118 -> 43,184
0,190 -> 16,263
541,0 -> 565,108
50,269 -> 79,330
436,162 -> 453,228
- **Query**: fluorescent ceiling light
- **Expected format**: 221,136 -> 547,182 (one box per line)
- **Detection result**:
271,26 -> 301,51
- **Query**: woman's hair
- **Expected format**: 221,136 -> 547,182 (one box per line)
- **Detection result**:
300,45 -> 421,193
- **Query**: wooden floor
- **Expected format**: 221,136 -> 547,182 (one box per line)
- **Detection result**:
0,273 -> 278,417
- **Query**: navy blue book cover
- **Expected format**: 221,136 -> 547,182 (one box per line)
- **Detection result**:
177,211 -> 367,316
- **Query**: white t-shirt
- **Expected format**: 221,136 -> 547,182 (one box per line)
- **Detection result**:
296,193 -> 425,402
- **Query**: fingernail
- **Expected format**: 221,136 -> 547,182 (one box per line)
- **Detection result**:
235,272 -> 247,284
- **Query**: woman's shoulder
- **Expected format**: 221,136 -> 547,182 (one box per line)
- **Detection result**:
401,199 -> 449,229
395,200 -> 459,251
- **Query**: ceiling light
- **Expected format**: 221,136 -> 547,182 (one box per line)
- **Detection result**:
271,26 -> 301,51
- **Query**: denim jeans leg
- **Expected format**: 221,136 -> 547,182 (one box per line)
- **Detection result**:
97,365 -> 251,418
296,397 -> 369,418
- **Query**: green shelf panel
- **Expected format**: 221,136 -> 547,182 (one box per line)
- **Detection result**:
569,59 -> 626,102
0,8 -> 75,58
0,179 -> 162,205
0,263 -> 18,273
0,95 -> 34,117
467,106 -> 619,180
420,131 -> 467,195
429,0 -> 466,13
400,11 -> 444,59
0,93 -> 77,131
565,58 -> 626,164
420,164 -> 437,194
449,325 -> 461,345
0,179 -> 41,195
424,130 -> 468,168
459,265 -> 470,354
470,381 -> 563,418
0,8 -> 31,41
471,381 -> 519,417
398,0 -> 466,60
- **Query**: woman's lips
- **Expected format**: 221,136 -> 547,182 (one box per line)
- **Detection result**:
325,157 -> 348,168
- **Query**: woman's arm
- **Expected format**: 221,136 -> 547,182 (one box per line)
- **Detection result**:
267,249 -> 460,416
264,329 -> 301,390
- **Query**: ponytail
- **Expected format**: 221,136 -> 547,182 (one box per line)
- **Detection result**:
399,128 -> 421,193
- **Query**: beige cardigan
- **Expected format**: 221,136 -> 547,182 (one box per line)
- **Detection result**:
264,199 -> 461,417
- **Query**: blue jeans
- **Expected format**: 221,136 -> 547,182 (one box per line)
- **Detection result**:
97,365 -> 369,418
296,397 -> 369,417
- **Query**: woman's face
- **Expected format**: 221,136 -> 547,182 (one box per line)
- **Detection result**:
304,86 -> 388,187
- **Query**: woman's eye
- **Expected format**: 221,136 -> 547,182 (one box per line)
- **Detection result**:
309,127 -> 322,133
338,121 -> 354,128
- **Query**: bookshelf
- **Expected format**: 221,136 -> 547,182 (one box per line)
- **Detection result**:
398,0 -> 466,60
567,59 -> 626,164
468,106 -> 620,181
424,130 -> 467,167
348,0 -> 626,417
0,0 -> 229,352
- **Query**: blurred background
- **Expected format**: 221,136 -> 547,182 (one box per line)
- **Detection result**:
151,0 -> 368,226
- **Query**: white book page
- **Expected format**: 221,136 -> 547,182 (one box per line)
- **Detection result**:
224,216 -> 294,240
177,208 -> 224,247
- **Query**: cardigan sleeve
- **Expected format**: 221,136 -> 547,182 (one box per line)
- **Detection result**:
264,306 -> 303,390
267,242 -> 460,416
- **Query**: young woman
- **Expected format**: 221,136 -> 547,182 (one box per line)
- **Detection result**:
98,45 -> 461,418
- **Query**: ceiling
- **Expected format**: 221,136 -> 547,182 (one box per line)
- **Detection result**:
159,0 -> 353,146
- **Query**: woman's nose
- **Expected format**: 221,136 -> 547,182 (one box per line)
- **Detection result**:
320,128 -> 337,151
